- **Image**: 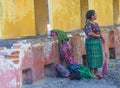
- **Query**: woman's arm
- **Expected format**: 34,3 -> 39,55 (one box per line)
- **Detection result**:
88,32 -> 100,38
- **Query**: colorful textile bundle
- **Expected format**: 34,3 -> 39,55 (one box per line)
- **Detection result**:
61,42 -> 78,65
51,29 -> 78,65
50,29 -> 69,47
51,29 -> 93,80
67,64 -> 93,80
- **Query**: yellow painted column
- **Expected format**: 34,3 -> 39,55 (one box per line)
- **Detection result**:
0,0 -> 35,39
88,0 -> 113,26
113,0 -> 119,24
34,0 -> 48,35
50,0 -> 81,31
80,0 -> 88,28
0,0 -> 3,37
117,0 -> 120,24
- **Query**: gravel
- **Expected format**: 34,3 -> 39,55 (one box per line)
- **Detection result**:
107,59 -> 120,87
23,76 -> 118,88
23,59 -> 120,88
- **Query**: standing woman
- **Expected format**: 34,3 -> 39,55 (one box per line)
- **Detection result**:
84,10 -> 103,78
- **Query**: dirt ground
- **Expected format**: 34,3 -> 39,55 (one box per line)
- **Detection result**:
23,59 -> 120,88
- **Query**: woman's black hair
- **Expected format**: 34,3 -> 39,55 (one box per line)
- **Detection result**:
85,10 -> 95,22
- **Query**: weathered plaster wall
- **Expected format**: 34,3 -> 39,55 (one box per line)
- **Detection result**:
88,0 -> 113,26
50,0 -> 81,31
34,0 -> 48,35
0,0 -> 35,38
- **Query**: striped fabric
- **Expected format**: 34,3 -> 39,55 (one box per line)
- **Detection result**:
85,38 -> 103,68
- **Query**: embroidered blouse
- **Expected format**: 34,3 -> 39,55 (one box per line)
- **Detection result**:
84,22 -> 101,38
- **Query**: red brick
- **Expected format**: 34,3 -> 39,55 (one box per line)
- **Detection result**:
5,54 -> 19,59
13,60 -> 19,64
11,51 -> 20,55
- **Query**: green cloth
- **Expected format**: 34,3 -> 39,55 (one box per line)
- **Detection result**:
70,64 -> 93,80
85,38 -> 103,68
52,29 -> 69,46
78,65 -> 93,80
51,29 -> 69,53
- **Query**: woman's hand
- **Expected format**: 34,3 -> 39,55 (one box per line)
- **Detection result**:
100,34 -> 105,44
88,32 -> 101,38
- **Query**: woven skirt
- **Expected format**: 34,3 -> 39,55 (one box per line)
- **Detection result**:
85,38 -> 103,68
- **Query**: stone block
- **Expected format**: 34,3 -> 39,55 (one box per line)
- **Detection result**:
69,33 -> 82,64
113,28 -> 120,59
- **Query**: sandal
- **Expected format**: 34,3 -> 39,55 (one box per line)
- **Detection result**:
96,74 -> 103,80
93,75 -> 99,79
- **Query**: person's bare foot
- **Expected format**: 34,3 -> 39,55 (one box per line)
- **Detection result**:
95,74 -> 103,79
93,74 -> 98,79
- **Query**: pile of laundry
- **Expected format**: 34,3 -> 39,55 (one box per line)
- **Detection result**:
50,29 -> 93,80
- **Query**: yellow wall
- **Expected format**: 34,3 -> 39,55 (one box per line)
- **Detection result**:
50,0 -> 116,30
50,0 -> 81,31
113,0 -> 119,24
0,0 -> 120,39
80,0 -> 88,28
0,0 -> 3,37
88,0 -> 113,26
117,0 -> 120,24
0,0 -> 35,38
34,0 -> 47,35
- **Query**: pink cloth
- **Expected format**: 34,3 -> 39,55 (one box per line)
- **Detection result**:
101,37 -> 107,77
